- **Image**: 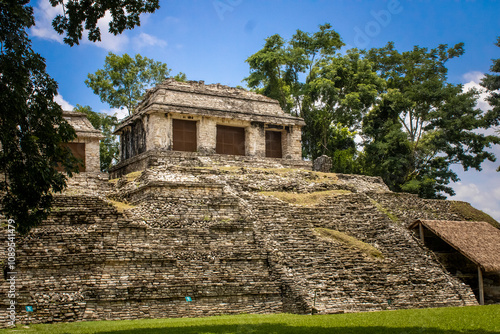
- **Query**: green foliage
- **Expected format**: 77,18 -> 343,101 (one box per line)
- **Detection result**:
0,0 -> 79,234
247,28 -> 500,199
362,89 -> 413,193
2,305 -> 499,333
362,42 -> 500,198
306,50 -> 385,130
303,50 -> 385,166
480,36 -> 500,172
49,0 -> 160,46
244,34 -> 296,112
245,24 -> 381,175
86,52 -> 171,114
315,227 -> 384,259
73,105 -> 119,172
173,72 -> 188,82
303,120 -> 359,173
244,24 -> 343,114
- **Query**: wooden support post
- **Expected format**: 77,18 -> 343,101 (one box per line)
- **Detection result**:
478,266 -> 484,305
311,289 -> 317,315
419,222 -> 425,243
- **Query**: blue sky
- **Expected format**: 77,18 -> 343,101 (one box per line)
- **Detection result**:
30,0 -> 500,220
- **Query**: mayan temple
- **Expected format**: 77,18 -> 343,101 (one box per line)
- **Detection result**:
1,80 -> 499,326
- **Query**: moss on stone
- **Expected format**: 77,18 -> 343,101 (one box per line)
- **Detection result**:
314,227 -> 384,259
107,199 -> 136,212
124,171 -> 143,181
308,171 -> 339,184
260,190 -> 350,206
450,201 -> 500,228
369,199 -> 400,223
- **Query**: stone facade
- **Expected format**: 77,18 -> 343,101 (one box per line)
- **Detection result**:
313,155 -> 333,173
2,166 -> 489,326
111,79 -> 306,177
62,111 -> 103,173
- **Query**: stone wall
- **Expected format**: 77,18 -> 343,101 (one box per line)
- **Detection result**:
136,79 -> 293,118
109,150 -> 312,179
70,137 -> 100,173
120,119 -> 146,161
283,124 -> 302,159
114,80 -> 305,171
1,166 -> 488,326
122,111 -> 303,161
0,195 -> 283,325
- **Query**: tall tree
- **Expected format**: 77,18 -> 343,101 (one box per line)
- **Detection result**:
1,0 -> 78,234
244,34 -> 296,113
74,105 -> 119,172
244,23 -> 343,115
303,49 -> 385,165
362,89 -> 414,192
363,42 -> 500,198
86,52 -> 171,115
480,36 -> 500,172
0,0 -> 160,234
244,24 -> 384,172
50,0 -> 160,46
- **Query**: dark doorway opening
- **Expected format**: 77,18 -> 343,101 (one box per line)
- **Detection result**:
266,131 -> 282,158
216,125 -> 245,156
173,119 -> 197,152
58,142 -> 86,172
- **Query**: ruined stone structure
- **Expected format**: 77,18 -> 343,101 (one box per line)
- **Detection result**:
313,155 -> 332,173
409,219 -> 500,305
110,79 -> 308,177
3,162 -> 495,326
61,111 -> 103,173
1,82 -> 498,327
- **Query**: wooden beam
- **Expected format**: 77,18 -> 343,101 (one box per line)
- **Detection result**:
478,266 -> 484,305
419,222 -> 425,243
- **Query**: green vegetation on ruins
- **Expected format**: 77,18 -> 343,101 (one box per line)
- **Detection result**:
246,25 -> 500,200
450,201 -> 500,228
107,199 -> 136,213
370,199 -> 400,223
2,305 -> 498,334
314,227 -> 384,259
260,190 -> 350,206
124,171 -> 143,181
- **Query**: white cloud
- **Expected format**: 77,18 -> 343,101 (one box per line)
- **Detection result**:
31,0 -> 64,43
103,107 -> 129,120
463,71 -> 484,83
461,71 -> 490,112
132,33 -> 167,49
54,94 -> 74,111
85,11 -> 129,52
452,176 -> 500,222
31,1 -> 128,52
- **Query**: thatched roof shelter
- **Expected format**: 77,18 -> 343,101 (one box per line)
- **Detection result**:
409,219 -> 500,273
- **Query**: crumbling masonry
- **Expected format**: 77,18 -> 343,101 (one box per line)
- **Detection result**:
1,80 -> 495,326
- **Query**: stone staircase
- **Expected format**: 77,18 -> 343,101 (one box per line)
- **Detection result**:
1,191 -> 283,325
245,191 -> 477,314
0,167 -> 482,326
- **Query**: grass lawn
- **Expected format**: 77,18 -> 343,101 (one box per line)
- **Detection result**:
2,305 -> 499,334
